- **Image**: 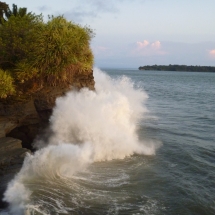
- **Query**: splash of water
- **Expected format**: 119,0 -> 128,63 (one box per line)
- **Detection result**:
3,68 -> 158,214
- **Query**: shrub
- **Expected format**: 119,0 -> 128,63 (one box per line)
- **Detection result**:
0,69 -> 15,98
15,61 -> 39,82
0,12 -> 43,70
0,4 -> 94,94
29,16 -> 94,85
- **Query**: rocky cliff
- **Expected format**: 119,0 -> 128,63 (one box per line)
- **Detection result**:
0,70 -> 94,146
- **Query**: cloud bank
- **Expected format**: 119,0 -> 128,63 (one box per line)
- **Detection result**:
132,40 -> 166,56
93,41 -> 215,68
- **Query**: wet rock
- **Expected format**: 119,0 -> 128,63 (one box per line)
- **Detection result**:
0,137 -> 30,209
0,68 -> 95,209
0,69 -> 95,142
0,137 -> 30,175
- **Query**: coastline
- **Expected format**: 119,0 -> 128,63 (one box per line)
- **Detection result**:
139,65 -> 215,72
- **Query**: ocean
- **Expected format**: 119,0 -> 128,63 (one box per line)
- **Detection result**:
1,68 -> 215,215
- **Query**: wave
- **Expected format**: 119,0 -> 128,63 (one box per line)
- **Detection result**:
3,68 -> 158,214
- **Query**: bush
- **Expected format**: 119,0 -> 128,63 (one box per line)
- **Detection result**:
0,12 -> 43,70
28,16 -> 94,86
0,5 -> 94,94
0,69 -> 15,98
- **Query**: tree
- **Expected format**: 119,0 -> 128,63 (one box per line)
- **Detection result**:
0,2 -> 28,21
16,16 -> 94,86
4,3 -> 28,19
0,12 -> 43,69
0,1 -> 9,23
0,3 -> 94,97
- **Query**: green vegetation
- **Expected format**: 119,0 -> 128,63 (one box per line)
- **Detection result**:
0,2 -> 94,98
139,65 -> 215,72
0,69 -> 15,98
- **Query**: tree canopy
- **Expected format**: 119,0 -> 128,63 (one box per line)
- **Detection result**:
0,2 -> 94,98
0,2 -> 28,23
139,65 -> 215,72
0,1 -> 9,22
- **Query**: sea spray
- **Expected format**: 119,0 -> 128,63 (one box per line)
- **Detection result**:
48,68 -> 154,160
3,68 -> 158,214
3,143 -> 93,215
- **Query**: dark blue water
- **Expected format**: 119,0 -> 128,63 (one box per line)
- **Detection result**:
104,69 -> 215,215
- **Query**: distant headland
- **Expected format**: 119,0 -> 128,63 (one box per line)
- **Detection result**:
138,65 -> 215,72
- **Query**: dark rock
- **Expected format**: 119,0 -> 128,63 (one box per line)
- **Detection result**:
6,124 -> 40,150
0,137 -> 30,209
0,69 -> 95,141
0,100 -> 40,141
0,69 -> 95,209
0,174 -> 12,209
0,137 -> 30,175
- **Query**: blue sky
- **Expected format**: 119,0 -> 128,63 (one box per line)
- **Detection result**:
5,0 -> 215,68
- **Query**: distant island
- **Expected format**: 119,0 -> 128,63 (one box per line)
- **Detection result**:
138,65 -> 215,72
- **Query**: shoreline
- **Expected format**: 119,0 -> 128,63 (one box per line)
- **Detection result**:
139,65 -> 215,72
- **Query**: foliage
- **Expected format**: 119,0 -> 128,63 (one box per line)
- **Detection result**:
0,3 -> 94,97
15,61 -> 39,82
0,11 -> 43,69
0,1 -> 9,23
29,16 -> 94,85
0,69 -> 15,98
4,3 -> 28,19
139,65 -> 215,72
0,2 -> 29,24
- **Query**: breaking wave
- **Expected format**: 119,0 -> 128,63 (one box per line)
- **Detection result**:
3,68 -> 158,214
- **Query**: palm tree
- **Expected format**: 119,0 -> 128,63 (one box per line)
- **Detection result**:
0,2 -> 28,23
0,1 -> 9,23
5,4 -> 28,19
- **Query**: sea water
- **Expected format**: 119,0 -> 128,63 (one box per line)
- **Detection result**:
1,68 -> 215,215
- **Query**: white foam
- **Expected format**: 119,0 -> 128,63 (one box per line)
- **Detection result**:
3,68 -> 158,214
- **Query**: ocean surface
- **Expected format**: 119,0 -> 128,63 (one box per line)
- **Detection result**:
1,68 -> 215,215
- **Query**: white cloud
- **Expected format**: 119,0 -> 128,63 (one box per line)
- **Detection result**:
136,40 -> 149,48
93,41 -> 215,68
132,40 -> 166,56
209,49 -> 215,57
151,41 -> 161,49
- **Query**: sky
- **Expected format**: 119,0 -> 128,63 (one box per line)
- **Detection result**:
4,0 -> 215,68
